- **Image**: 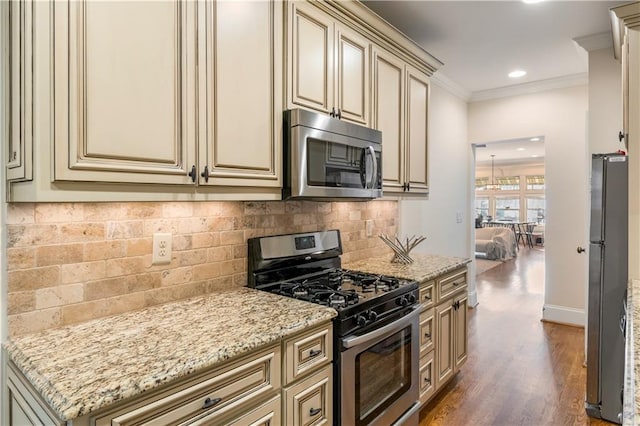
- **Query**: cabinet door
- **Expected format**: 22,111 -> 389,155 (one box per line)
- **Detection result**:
6,0 -> 33,182
284,365 -> 332,426
405,65 -> 430,193
372,47 -> 405,192
434,301 -> 454,390
335,24 -> 369,125
200,0 -> 282,187
287,1 -> 333,114
53,0 -> 197,184
453,293 -> 469,371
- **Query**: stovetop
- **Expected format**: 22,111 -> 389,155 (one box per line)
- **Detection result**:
247,230 -> 419,337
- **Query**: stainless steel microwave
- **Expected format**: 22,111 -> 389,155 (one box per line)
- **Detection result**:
283,109 -> 382,200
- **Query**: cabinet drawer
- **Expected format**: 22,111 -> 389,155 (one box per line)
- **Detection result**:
211,395 -> 281,426
284,365 -> 332,426
284,323 -> 332,385
419,281 -> 434,309
436,269 -> 467,302
419,351 -> 435,405
419,308 -> 434,357
96,346 -> 280,426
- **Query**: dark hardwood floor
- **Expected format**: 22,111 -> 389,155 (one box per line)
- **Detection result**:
419,247 -> 612,426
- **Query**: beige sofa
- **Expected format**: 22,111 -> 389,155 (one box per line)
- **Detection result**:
475,227 -> 517,260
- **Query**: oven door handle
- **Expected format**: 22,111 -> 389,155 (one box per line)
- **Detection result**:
342,305 -> 421,349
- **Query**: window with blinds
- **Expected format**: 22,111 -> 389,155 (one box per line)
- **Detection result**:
526,175 -> 545,190
496,176 -> 520,190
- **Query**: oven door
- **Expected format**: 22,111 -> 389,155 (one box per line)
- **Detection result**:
340,306 -> 420,426
288,124 -> 382,199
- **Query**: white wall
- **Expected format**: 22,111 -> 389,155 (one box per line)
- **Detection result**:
398,81 -> 475,302
588,47 -> 623,155
469,85 -> 589,326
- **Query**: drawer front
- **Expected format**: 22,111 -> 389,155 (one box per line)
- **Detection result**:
419,351 -> 435,405
419,281 -> 434,309
212,395 -> 281,426
284,365 -> 333,426
436,269 -> 467,302
284,323 -> 332,384
99,347 -> 280,426
419,308 -> 434,357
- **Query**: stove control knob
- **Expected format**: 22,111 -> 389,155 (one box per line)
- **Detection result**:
407,293 -> 417,304
396,296 -> 409,307
357,315 -> 368,327
368,311 -> 378,322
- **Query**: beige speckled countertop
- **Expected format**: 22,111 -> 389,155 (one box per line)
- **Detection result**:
343,253 -> 471,282
623,279 -> 639,425
4,288 -> 336,422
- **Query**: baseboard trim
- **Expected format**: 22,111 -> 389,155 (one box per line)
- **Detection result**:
542,304 -> 585,327
467,289 -> 479,308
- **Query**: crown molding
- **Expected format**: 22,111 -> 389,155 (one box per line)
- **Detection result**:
469,73 -> 588,103
573,32 -> 613,52
431,72 -> 471,101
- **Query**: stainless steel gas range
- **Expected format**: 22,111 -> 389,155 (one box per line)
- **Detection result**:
248,230 -> 421,426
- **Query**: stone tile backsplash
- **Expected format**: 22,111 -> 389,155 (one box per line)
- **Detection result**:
6,200 -> 397,336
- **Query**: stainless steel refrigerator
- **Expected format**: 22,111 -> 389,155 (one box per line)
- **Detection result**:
585,153 -> 628,424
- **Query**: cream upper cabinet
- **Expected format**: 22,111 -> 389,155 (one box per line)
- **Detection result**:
5,0 -> 33,182
372,49 -> 429,194
53,0 -> 197,185
405,65 -> 430,194
199,0 -> 282,187
372,47 -> 405,192
287,1 -> 370,126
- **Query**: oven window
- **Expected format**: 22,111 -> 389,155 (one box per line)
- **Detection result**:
355,325 -> 412,425
307,138 -> 373,189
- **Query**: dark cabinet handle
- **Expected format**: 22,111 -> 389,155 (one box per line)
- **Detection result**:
424,377 -> 431,385
423,295 -> 432,301
309,407 -> 322,416
336,108 -> 342,120
619,131 -> 625,142
424,332 -> 431,338
407,182 -> 410,191
202,397 -> 222,409
330,107 -> 336,118
188,165 -> 197,182
201,165 -> 209,183
309,348 -> 322,358
577,246 -> 585,254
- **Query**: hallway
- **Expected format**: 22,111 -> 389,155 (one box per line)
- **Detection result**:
419,247 -> 610,425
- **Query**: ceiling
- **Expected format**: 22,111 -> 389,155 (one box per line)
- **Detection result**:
475,137 -> 546,165
362,0 -> 624,95
363,0 -> 625,164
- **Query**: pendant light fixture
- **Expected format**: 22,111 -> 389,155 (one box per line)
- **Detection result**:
486,154 -> 500,190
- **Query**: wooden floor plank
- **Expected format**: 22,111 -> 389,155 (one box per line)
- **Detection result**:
419,247 -> 613,426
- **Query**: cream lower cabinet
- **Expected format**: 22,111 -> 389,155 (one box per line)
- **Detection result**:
287,1 -> 370,126
372,47 -> 430,195
418,268 -> 468,407
6,322 -> 333,426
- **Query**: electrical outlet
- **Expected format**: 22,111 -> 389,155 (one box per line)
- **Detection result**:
152,233 -> 172,265
365,219 -> 374,237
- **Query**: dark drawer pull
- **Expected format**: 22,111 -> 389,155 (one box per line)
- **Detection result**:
424,332 -> 431,338
309,348 -> 322,358
423,295 -> 432,301
309,407 -> 322,416
424,377 -> 431,385
202,397 -> 222,410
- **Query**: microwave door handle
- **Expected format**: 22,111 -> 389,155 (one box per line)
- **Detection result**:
367,146 -> 377,190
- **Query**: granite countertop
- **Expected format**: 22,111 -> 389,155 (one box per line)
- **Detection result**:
623,279 -> 639,425
343,252 -> 471,282
4,288 -> 336,421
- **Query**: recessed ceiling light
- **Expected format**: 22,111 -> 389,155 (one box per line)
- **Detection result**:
509,70 -> 527,78
516,147 -> 526,152
530,137 -> 541,141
